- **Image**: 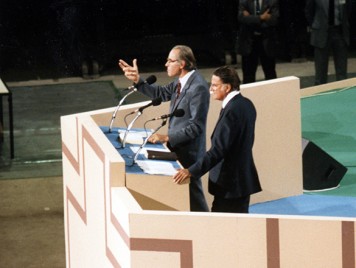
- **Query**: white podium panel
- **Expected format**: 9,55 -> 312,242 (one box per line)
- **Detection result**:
60,77 -> 356,268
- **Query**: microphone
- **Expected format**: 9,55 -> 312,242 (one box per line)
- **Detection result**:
121,97 -> 162,148
108,75 -> 157,132
128,97 -> 162,115
151,109 -> 185,120
125,75 -> 157,91
132,118 -> 169,165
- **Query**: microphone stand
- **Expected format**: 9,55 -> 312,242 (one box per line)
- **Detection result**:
121,110 -> 143,148
108,89 -> 136,133
132,118 -> 168,165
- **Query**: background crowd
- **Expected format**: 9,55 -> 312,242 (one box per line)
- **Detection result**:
0,0 -> 355,81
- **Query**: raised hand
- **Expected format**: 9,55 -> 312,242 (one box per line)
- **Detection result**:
118,59 -> 140,84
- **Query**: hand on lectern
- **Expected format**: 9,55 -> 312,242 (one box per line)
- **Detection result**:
173,168 -> 191,184
147,133 -> 169,144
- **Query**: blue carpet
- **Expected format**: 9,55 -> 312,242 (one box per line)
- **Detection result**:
250,195 -> 356,217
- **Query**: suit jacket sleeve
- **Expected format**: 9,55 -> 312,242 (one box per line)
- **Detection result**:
238,0 -> 279,28
188,97 -> 245,178
136,77 -> 175,102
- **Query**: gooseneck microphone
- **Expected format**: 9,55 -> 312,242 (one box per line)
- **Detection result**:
108,75 -> 157,132
126,97 -> 162,116
124,75 -> 157,91
131,109 -> 185,164
132,118 -> 168,164
121,97 -> 162,148
150,109 -> 185,121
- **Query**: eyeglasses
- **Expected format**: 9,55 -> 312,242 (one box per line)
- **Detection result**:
166,59 -> 179,64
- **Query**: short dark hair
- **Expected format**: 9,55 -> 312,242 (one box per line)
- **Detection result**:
213,66 -> 241,91
173,45 -> 197,71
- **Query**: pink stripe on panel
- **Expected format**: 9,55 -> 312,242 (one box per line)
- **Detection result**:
82,126 -> 105,161
110,212 -> 130,247
342,221 -> 355,268
66,187 -> 87,224
61,116 -> 81,174
266,218 -> 280,268
106,247 -> 121,268
62,141 -> 80,174
130,238 -> 193,268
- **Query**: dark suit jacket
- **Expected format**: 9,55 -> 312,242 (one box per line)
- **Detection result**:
136,71 -> 210,167
237,0 -> 279,57
305,0 -> 351,48
188,93 -> 261,199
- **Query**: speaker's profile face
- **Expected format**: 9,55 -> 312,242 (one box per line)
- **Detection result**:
165,49 -> 183,78
210,75 -> 229,101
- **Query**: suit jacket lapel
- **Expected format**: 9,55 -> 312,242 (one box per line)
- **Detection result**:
211,108 -> 225,138
211,94 -> 240,138
170,80 -> 181,112
171,71 -> 196,112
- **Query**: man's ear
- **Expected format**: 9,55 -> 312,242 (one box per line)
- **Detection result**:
179,60 -> 186,70
225,84 -> 232,93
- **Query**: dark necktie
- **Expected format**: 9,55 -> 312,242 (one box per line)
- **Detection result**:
329,0 -> 335,25
173,82 -> 181,107
176,82 -> 181,98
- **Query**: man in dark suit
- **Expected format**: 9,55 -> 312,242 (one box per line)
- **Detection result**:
305,0 -> 352,85
173,66 -> 261,213
118,45 -> 210,212
237,0 -> 279,84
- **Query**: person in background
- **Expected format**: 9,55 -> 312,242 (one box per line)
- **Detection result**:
173,66 -> 261,213
236,0 -> 279,84
118,45 -> 210,212
305,0 -> 352,85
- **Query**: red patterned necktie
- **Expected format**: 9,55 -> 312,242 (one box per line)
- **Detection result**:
176,82 -> 181,98
173,82 -> 181,107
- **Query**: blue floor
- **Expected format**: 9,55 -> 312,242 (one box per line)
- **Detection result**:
250,195 -> 356,217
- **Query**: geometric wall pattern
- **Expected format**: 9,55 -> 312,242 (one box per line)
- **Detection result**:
62,77 -> 356,267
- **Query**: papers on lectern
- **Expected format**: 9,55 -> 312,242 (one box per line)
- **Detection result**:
136,160 -> 177,176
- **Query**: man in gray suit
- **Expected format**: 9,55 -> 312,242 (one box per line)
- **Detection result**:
305,0 -> 352,85
119,45 -> 210,212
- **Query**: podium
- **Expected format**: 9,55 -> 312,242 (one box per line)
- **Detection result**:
101,126 -> 188,211
61,77 -> 356,268
61,104 -> 189,212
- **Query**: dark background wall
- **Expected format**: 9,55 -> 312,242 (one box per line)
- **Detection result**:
0,0 -> 355,81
